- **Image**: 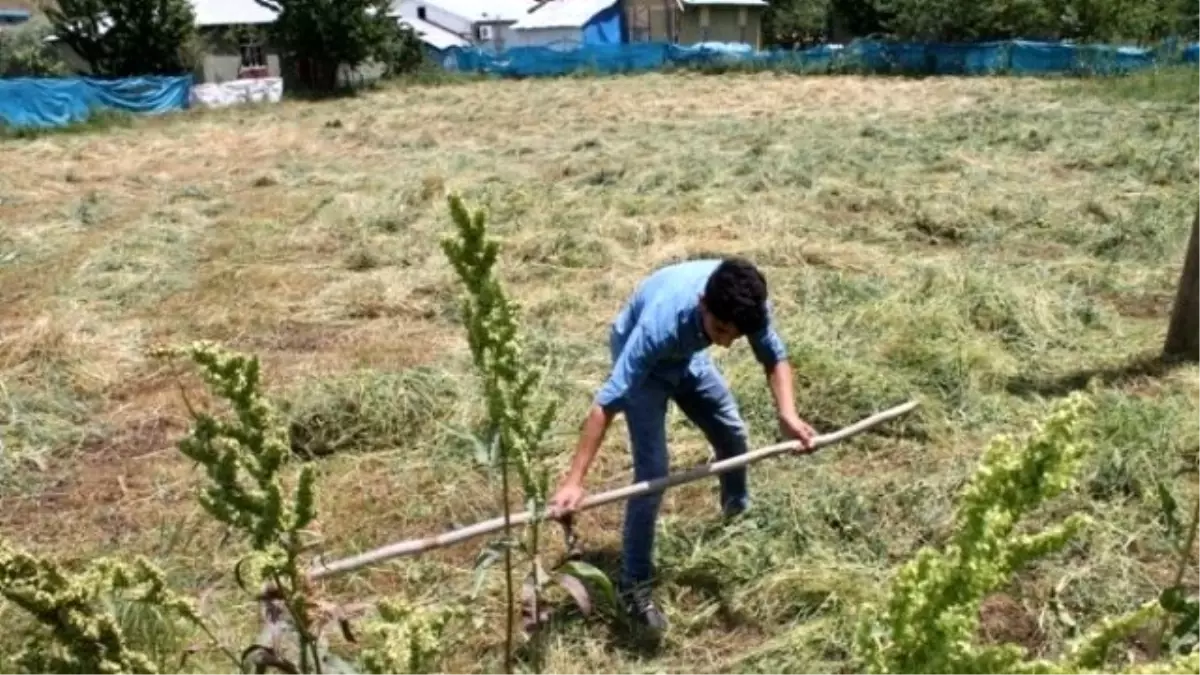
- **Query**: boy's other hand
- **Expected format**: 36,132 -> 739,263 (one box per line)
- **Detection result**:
779,413 -> 816,453
549,481 -> 586,518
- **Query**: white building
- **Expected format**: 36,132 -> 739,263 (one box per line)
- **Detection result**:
391,0 -> 538,53
47,0 -> 386,85
189,0 -> 280,82
508,0 -> 624,50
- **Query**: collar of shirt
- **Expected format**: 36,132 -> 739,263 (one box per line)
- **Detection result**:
682,304 -> 711,353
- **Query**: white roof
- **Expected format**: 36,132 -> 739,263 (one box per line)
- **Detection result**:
191,0 -> 278,26
400,16 -> 468,50
512,0 -> 616,29
421,0 -> 537,22
682,0 -> 767,5
43,15 -> 113,41
44,0 -> 276,41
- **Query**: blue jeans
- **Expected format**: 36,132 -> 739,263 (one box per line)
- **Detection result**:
618,354 -> 750,588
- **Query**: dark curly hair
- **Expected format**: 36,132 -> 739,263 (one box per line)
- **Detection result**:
703,257 -> 770,335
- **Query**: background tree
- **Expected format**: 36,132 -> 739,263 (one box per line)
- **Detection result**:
0,15 -> 69,77
47,0 -> 196,77
763,0 -> 831,48
763,0 -> 1197,46
876,0 -> 1192,42
252,0 -> 399,94
829,0 -> 891,39
763,0 -> 894,48
1176,0 -> 1200,40
1053,0 -> 1181,42
374,21 -> 427,79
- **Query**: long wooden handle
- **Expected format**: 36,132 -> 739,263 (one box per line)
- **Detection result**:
307,399 -> 920,581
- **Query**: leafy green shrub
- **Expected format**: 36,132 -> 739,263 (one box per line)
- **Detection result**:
0,541 -> 209,674
358,600 -> 466,674
854,391 -> 1200,673
441,195 -> 615,672
161,341 -> 469,674
375,21 -> 427,78
48,0 -> 198,77
766,0 -> 1197,50
157,342 -> 324,670
0,16 -> 69,77
253,0 -> 399,94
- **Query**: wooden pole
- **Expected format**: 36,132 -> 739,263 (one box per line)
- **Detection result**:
1164,208 -> 1199,361
307,399 -> 920,581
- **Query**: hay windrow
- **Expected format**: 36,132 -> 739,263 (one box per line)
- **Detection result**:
0,69 -> 1196,673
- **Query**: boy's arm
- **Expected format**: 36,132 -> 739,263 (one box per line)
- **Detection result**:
553,403 -> 613,511
766,359 -> 815,450
748,307 -> 816,450
550,322 -> 663,515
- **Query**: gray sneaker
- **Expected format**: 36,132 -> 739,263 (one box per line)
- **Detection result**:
722,494 -> 751,520
622,583 -> 669,633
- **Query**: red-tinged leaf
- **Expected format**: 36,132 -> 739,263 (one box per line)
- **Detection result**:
522,608 -> 554,633
313,599 -> 370,644
557,573 -> 593,615
522,569 -> 539,607
233,555 -> 255,593
533,556 -> 550,586
557,560 -> 617,611
247,591 -> 298,670
522,558 -> 550,613
240,645 -> 299,674
522,565 -> 561,633
178,642 -> 205,670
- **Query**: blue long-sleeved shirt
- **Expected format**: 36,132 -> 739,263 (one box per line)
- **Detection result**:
594,259 -> 788,412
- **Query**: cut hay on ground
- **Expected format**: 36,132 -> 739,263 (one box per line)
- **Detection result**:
1,69 -> 1197,673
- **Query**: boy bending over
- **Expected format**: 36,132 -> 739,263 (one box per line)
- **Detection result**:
549,257 -> 816,632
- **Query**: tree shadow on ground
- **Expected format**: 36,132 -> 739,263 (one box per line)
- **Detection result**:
1004,350 -> 1193,398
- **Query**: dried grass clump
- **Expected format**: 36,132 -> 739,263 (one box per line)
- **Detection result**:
0,67 -> 1195,673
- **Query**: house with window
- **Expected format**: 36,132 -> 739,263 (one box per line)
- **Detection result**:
42,0 -> 280,83
191,0 -> 280,83
390,0 -> 469,58
625,0 -> 766,48
391,0 -> 538,54
508,0 -> 624,50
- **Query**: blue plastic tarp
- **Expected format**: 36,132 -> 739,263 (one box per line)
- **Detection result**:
0,75 -> 192,129
441,37 -> 1196,79
581,2 -> 623,47
446,41 -> 670,76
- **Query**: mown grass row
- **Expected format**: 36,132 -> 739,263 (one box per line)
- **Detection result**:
0,64 -> 1196,672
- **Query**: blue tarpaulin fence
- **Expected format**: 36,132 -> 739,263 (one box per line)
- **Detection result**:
0,75 -> 192,130
442,38 -> 1200,79
1,37 -> 1195,131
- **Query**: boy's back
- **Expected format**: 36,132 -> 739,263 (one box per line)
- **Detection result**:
618,259 -> 722,321
609,258 -> 721,354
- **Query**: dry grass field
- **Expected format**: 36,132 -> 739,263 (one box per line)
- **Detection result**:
1,67 -> 1198,673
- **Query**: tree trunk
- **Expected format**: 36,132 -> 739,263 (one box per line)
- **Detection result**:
294,58 -> 339,94
1163,208 -> 1199,361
